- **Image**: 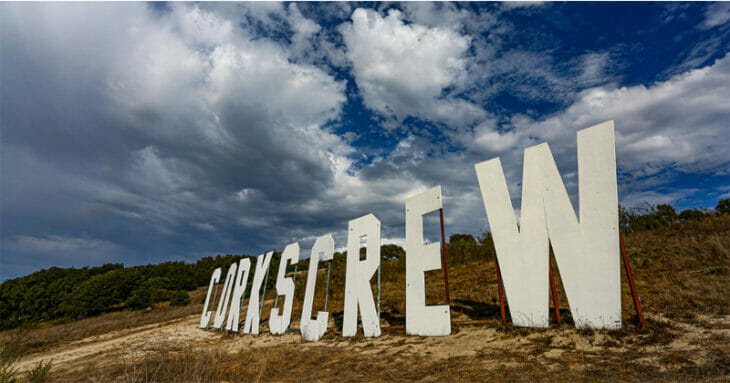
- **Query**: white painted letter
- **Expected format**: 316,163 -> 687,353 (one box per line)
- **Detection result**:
225,258 -> 251,333
474,121 -> 620,329
300,234 -> 334,342
343,213 -> 382,337
405,186 -> 451,336
243,251 -> 274,334
269,243 -> 300,334
213,263 -> 237,329
200,267 -> 221,328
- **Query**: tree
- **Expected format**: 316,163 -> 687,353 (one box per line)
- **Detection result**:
679,208 -> 705,221
447,234 -> 477,265
716,199 -> 730,215
125,287 -> 153,310
170,291 -> 190,306
655,204 -> 678,225
381,244 -> 405,262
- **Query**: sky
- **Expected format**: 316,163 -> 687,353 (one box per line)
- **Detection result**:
1,2 -> 729,280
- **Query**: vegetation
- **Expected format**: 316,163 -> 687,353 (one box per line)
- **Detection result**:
619,198 -> 728,233
0,202 -> 728,382
169,290 -> 190,307
0,340 -> 19,383
2,199 -> 727,332
24,360 -> 52,383
0,255 -> 246,330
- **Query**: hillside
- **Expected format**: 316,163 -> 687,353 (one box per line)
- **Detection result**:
1,214 -> 729,382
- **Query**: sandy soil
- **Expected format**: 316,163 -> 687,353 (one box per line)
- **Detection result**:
16,309 -> 729,378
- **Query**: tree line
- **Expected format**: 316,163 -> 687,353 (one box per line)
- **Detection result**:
2,198 -> 727,331
619,198 -> 729,233
0,255 -> 247,330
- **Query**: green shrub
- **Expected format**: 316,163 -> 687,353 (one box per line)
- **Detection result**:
0,341 -> 19,383
25,359 -> 52,383
679,208 -> 706,221
170,290 -> 190,307
125,288 -> 153,310
716,198 -> 730,215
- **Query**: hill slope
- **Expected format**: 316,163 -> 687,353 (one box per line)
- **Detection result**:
2,215 -> 729,382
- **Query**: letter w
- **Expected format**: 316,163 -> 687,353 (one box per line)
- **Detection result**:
474,121 -> 620,329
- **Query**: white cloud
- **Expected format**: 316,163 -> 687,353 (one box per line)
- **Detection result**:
473,125 -> 520,154
401,2 -> 490,30
465,53 -> 730,173
3,3 -> 729,279
464,52 -> 730,212
358,50 -> 730,242
2,3 -> 360,272
500,2 -> 547,11
576,52 -> 613,86
700,2 -> 730,29
529,53 -> 730,174
619,189 -> 699,209
340,8 -> 485,128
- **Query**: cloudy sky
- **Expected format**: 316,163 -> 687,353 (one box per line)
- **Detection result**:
2,2 -> 729,280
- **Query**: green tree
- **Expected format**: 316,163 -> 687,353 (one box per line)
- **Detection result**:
170,290 -> 190,306
125,287 -> 153,310
655,204 -> 678,225
716,198 -> 730,215
447,234 -> 477,265
381,244 -> 405,262
679,208 -> 706,221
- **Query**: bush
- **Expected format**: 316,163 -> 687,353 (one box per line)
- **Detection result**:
655,204 -> 678,225
0,341 -> 19,383
125,288 -> 153,310
381,244 -> 405,262
716,198 -> 730,215
679,208 -> 706,221
25,359 -> 52,383
170,291 -> 190,307
619,203 -> 707,233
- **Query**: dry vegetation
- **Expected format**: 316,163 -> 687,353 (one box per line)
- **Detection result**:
2,215 -> 729,382
0,288 -> 209,358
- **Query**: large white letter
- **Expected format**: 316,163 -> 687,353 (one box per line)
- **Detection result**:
200,267 -> 221,328
474,121 -> 620,329
213,263 -> 237,329
225,258 -> 251,333
405,186 -> 451,336
269,243 -> 300,335
300,234 -> 334,342
343,213 -> 381,337
243,251 -> 274,335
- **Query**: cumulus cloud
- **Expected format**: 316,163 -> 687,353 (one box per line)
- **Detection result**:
1,3 -> 728,280
340,8 -> 485,128
522,53 -> 730,175
1,4 -> 355,276
460,52 -> 730,218
354,51 -> 730,238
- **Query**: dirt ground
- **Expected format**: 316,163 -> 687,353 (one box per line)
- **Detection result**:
13,307 -> 729,382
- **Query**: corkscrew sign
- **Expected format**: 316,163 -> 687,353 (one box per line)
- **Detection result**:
200,121 -> 625,341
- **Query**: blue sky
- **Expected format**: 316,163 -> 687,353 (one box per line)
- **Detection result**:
1,2 -> 729,280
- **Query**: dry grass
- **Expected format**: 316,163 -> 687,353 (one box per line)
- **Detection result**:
0,287 -> 208,356
51,326 -> 729,383
4,215 -> 729,382
623,215 -> 730,319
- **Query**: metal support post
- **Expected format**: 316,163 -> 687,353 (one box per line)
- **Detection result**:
620,232 -> 645,328
439,208 -> 451,305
